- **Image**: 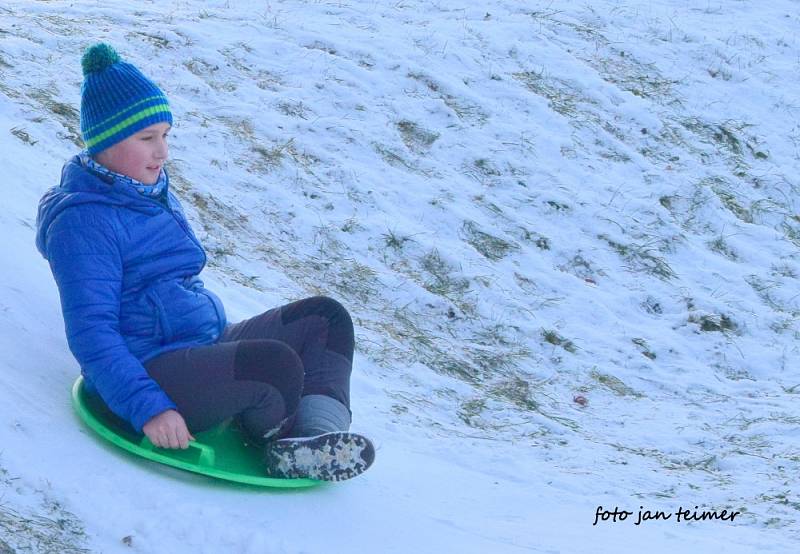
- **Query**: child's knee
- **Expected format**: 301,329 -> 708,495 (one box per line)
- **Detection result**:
314,296 -> 355,356
280,295 -> 355,358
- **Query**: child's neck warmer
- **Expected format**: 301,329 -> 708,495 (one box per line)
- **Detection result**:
79,150 -> 167,200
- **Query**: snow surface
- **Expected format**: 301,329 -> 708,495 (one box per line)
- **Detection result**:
1,0 -> 799,552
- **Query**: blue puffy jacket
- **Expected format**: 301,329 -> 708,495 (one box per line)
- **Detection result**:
35,155 -> 227,432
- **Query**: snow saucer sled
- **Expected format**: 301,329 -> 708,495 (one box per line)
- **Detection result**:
71,376 -> 320,488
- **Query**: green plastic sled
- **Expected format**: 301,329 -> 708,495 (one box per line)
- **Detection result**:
71,375 -> 320,488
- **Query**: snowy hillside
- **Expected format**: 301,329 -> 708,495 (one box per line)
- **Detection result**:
1,0 -> 799,552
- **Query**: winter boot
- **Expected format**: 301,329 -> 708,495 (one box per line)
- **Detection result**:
263,395 -> 374,481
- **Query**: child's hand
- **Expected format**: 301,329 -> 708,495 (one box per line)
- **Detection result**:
142,409 -> 196,449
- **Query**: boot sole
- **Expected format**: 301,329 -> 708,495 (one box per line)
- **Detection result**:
263,432 -> 375,482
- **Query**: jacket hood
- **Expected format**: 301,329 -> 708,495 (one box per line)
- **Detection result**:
35,155 -> 169,259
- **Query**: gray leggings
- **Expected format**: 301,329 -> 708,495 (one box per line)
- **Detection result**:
143,295 -> 354,442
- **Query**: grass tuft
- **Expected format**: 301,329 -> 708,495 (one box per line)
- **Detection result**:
397,120 -> 440,153
542,329 -> 578,353
599,234 -> 677,280
591,369 -> 643,397
689,313 -> 739,334
461,220 -> 519,261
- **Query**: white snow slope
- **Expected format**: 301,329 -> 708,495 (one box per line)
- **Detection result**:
1,1 -> 799,552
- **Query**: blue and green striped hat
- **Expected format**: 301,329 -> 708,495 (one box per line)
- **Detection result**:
79,43 -> 172,155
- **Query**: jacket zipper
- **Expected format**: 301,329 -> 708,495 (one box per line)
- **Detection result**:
132,183 -> 222,337
167,193 -> 208,268
138,188 -> 208,269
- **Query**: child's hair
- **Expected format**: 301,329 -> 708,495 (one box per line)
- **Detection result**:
80,43 -> 173,155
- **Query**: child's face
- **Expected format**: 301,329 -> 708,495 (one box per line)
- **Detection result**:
93,122 -> 171,185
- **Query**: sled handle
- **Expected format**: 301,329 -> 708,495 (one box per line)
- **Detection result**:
139,436 -> 216,467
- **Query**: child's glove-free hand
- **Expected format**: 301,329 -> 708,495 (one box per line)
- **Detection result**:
143,409 -> 196,449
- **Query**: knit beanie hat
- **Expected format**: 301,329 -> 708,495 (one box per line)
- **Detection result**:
79,43 -> 173,155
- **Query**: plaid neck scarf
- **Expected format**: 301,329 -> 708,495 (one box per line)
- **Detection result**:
79,150 -> 168,200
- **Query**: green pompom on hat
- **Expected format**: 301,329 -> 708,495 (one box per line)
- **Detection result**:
81,43 -> 121,76
79,42 -> 173,155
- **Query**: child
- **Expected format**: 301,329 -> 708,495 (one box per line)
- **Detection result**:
35,43 -> 374,482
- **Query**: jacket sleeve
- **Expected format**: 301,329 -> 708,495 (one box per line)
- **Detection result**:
45,207 -> 177,432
